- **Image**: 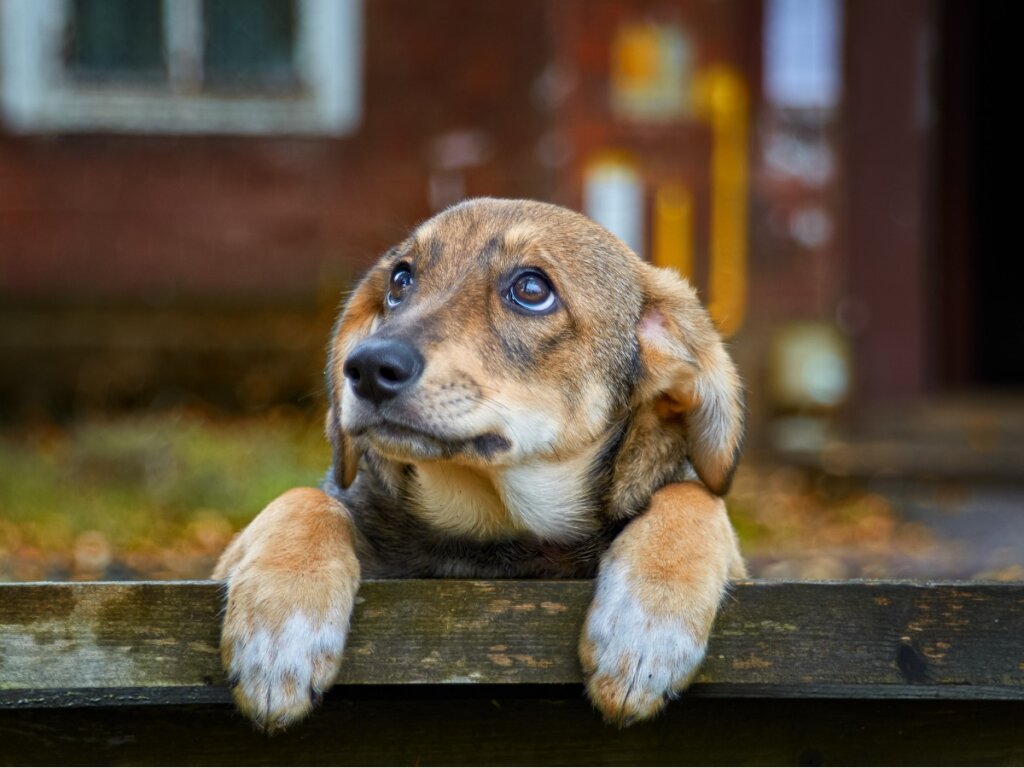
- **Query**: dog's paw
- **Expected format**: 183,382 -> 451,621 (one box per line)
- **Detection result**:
221,568 -> 354,733
579,557 -> 709,726
214,488 -> 361,733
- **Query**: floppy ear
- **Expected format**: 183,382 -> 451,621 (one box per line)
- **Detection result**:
636,264 -> 745,496
326,269 -> 386,488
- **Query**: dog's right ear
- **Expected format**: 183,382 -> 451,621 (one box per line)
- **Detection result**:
326,269 -> 387,488
635,263 -> 745,496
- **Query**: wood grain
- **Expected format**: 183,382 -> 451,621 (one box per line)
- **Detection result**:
3,696 -> 1023,766
2,580 -> 1022,708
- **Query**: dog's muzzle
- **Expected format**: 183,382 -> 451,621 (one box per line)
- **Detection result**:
343,338 -> 424,405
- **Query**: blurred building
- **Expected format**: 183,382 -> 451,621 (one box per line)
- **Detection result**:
1,1 -> 1019,468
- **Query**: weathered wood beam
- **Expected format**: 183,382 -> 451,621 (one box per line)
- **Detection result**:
1,580 -> 1022,708
5,698 -> 1024,766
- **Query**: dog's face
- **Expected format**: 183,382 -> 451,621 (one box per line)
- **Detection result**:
328,199 -> 743,540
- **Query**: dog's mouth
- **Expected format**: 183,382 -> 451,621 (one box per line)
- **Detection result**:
362,419 -> 449,455
353,418 -> 511,462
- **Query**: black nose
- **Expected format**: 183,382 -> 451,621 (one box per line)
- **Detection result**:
343,338 -> 424,404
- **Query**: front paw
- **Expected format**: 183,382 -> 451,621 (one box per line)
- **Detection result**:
579,558 -> 710,726
214,488 -> 361,733
221,568 -> 355,733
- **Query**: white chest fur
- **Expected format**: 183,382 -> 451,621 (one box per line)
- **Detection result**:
411,447 -> 601,542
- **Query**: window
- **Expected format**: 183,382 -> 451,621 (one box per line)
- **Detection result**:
0,0 -> 362,135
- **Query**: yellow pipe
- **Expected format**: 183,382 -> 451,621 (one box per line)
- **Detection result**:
653,182 -> 694,280
694,65 -> 749,338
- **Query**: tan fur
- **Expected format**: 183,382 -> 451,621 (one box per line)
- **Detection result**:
215,488 -> 360,731
328,268 -> 389,487
215,198 -> 746,731
413,461 -> 512,538
580,483 -> 746,723
635,265 -> 745,495
598,483 -> 746,621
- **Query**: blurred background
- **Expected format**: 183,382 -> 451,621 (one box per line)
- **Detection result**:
1,0 -> 1020,581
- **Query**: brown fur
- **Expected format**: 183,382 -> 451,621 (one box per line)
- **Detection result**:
579,483 -> 745,723
215,198 -> 746,731
214,488 -> 360,730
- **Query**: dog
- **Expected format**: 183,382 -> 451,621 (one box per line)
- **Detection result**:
213,197 -> 746,732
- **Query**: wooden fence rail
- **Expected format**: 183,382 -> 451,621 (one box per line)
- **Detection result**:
1,580 -> 1022,765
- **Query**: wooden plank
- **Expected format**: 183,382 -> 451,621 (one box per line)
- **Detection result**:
2,696 -> 1023,765
783,439 -> 1024,481
1,581 -> 1023,707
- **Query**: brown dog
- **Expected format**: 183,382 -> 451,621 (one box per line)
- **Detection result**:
214,198 -> 746,732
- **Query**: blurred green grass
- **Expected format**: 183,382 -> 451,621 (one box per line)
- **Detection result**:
3,408 -> 1007,582
0,408 -> 330,580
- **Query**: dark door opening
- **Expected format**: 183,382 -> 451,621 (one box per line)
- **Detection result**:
936,2 -> 1023,390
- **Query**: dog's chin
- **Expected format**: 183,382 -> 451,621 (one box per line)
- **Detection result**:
357,420 -> 513,464
363,422 -> 452,461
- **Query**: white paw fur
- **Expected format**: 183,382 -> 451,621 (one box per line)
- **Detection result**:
220,571 -> 355,733
580,557 -> 708,724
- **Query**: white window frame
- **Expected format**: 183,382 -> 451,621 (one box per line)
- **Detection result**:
0,0 -> 362,135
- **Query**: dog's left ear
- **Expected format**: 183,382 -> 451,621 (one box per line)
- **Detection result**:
636,263 -> 745,496
326,269 -> 386,488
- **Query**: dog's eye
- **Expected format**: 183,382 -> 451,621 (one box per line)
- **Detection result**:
386,264 -> 414,308
507,271 -> 557,313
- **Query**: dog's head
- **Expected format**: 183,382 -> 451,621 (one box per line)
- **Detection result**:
327,199 -> 743,540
